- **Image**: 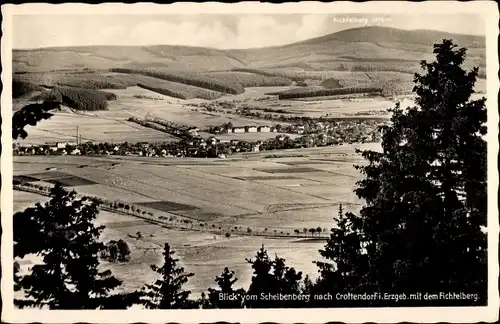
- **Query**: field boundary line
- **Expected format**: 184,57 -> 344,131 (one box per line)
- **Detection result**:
14,185 -> 329,240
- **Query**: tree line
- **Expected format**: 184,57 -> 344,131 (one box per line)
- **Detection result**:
12,80 -> 44,99
110,68 -> 245,95
14,179 -> 330,240
274,87 -> 383,100
32,86 -> 117,111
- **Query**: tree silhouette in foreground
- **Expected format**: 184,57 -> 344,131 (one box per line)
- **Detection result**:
337,39 -> 487,306
245,245 -> 305,308
141,243 -> 196,309
313,204 -> 367,306
14,261 -> 22,291
204,267 -> 246,308
13,183 -> 137,309
12,101 -> 61,140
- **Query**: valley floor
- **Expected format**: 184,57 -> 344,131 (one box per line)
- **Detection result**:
12,144 -> 379,297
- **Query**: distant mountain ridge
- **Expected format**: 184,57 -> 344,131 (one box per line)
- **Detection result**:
285,26 -> 485,48
13,26 -> 486,73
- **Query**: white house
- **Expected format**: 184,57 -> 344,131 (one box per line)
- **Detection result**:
57,142 -> 67,149
297,125 -> 305,134
187,127 -> 199,136
258,126 -> 271,133
248,126 -> 258,133
233,127 -> 245,134
70,148 -> 81,155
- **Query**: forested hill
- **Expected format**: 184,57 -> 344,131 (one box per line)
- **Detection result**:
13,26 -> 486,73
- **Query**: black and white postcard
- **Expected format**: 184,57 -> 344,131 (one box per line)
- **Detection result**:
1,2 -> 499,323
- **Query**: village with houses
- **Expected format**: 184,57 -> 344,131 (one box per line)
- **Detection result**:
13,116 -> 383,158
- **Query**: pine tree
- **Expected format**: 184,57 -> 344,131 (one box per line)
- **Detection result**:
14,261 -> 22,291
13,183 -> 125,309
205,267 -> 245,308
12,101 -> 60,140
313,204 -> 367,306
352,39 -> 487,306
141,243 -> 196,309
245,245 -> 305,308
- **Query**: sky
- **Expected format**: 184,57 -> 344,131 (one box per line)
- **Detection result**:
12,14 -> 485,49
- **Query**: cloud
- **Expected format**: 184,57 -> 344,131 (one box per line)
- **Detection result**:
93,26 -> 125,45
125,15 -> 329,49
127,19 -> 233,48
13,14 -> 483,49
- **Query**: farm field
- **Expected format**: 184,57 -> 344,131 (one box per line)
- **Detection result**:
249,96 -> 397,118
211,87 -> 408,119
13,80 -> 485,146
13,144 -> 374,233
244,91 -> 486,119
13,86 -> 291,145
13,111 -> 180,145
13,186 -> 329,298
104,87 -> 285,128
